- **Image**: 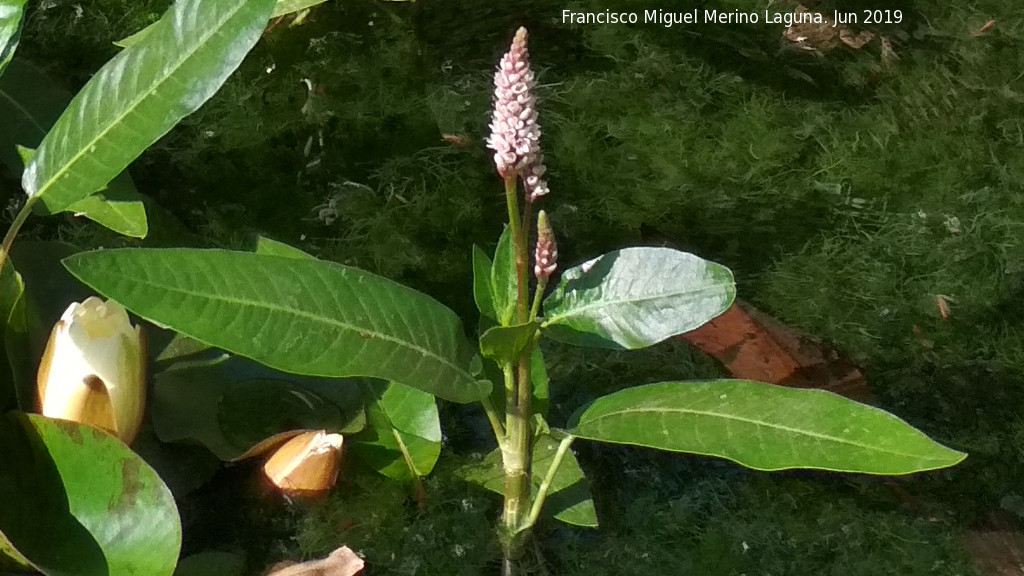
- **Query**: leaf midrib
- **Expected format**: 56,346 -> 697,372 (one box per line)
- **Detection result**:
30,0 -> 259,200
575,405 -> 946,461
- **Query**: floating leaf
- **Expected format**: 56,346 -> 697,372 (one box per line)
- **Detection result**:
542,247 -> 735,349
22,0 -> 277,213
569,380 -> 967,475
0,413 -> 180,576
64,249 -> 488,402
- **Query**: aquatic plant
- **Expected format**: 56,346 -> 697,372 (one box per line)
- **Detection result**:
0,2 -> 967,574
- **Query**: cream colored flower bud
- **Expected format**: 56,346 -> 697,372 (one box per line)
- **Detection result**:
36,297 -> 145,445
263,430 -> 344,497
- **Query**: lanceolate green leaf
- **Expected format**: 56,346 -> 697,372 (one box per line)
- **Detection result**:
542,247 -> 735,350
569,380 -> 967,475
63,248 -> 488,403
472,244 -> 496,321
22,0 -> 277,213
491,226 -> 516,326
0,0 -> 28,75
113,0 -> 333,50
0,413 -> 180,576
0,59 -> 147,237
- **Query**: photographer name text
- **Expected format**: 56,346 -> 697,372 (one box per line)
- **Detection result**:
561,9 -> 903,28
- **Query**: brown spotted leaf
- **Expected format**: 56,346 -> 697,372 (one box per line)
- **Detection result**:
0,413 -> 180,575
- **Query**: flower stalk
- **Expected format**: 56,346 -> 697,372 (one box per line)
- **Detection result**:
531,210 -> 557,319
487,27 -> 561,575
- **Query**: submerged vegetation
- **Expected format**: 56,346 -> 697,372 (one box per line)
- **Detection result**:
3,0 -> 1023,573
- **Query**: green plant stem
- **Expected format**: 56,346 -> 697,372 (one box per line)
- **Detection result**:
520,199 -> 533,294
517,434 -> 575,535
503,176 -> 523,272
502,362 -> 515,433
500,174 -> 536,574
480,395 -> 507,448
529,276 -> 548,321
0,198 -> 35,277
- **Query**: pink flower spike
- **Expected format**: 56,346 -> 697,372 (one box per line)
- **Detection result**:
534,210 -> 558,280
486,27 -> 549,201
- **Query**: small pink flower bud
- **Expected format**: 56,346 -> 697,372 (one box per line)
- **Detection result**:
534,210 -> 558,280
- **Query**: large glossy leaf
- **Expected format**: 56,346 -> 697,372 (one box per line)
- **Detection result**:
0,0 -> 27,75
462,433 -> 597,527
21,0 -> 277,213
349,381 -> 441,481
0,59 -> 147,236
64,248 -> 488,402
542,247 -> 735,349
0,413 -> 180,576
569,380 -> 967,475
